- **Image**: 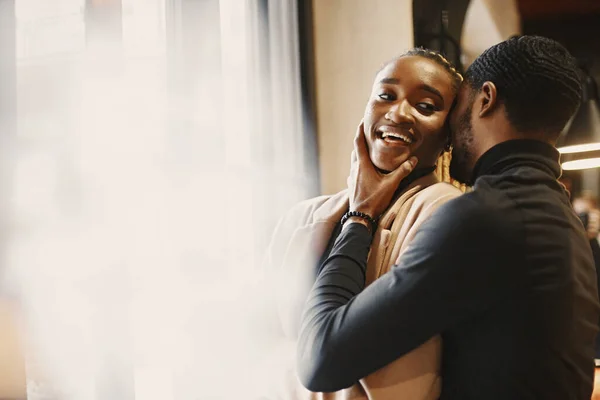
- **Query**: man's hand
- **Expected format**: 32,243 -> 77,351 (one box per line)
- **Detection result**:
347,122 -> 417,219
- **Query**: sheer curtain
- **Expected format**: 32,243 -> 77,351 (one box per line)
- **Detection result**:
247,0 -> 319,258
10,0 -> 314,399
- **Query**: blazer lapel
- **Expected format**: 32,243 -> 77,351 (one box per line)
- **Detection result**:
367,173 -> 440,284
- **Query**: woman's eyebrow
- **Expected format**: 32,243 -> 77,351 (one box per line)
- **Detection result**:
378,78 -> 444,102
419,84 -> 444,102
378,77 -> 400,85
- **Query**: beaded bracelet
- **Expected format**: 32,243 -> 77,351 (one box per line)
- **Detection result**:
340,210 -> 378,234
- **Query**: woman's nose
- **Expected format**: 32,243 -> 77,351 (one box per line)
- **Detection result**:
385,100 -> 415,125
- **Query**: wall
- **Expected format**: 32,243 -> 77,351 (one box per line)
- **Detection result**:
461,0 -> 521,67
312,0 -> 521,194
312,0 -> 413,195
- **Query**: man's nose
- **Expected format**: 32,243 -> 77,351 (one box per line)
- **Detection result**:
385,99 -> 415,125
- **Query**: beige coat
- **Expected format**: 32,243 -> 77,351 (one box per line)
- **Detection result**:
262,173 -> 461,400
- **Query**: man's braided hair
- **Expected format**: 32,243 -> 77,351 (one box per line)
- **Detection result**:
464,35 -> 583,137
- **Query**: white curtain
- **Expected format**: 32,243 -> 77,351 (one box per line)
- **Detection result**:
10,0 -> 314,399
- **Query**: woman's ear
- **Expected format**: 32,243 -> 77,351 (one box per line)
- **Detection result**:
441,119 -> 452,153
444,138 -> 452,152
478,81 -> 498,118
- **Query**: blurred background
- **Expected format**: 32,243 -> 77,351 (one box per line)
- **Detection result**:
0,0 -> 599,399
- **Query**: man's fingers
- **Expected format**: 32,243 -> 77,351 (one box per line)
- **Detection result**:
353,122 -> 370,164
389,156 -> 418,182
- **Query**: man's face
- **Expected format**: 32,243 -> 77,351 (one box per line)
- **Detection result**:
449,84 -> 477,183
363,56 -> 455,173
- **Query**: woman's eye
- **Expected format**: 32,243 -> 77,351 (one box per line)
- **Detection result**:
378,93 -> 395,101
417,103 -> 437,112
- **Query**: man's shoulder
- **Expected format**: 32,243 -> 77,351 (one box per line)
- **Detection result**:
406,190 -> 524,267
433,188 -> 523,239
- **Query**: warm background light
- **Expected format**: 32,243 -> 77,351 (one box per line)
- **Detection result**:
559,142 -> 600,154
563,158 -> 600,171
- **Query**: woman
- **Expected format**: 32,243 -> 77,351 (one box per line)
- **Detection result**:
263,48 -> 463,400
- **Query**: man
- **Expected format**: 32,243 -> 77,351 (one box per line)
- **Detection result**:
296,36 -> 600,399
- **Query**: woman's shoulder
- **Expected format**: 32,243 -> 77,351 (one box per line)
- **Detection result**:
277,190 -> 347,230
397,181 -> 463,221
415,181 -> 463,204
265,191 -> 347,270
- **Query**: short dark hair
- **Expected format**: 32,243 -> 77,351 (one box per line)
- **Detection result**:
464,35 -> 583,137
380,48 -> 464,94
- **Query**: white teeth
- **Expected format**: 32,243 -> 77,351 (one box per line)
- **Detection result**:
381,132 -> 414,144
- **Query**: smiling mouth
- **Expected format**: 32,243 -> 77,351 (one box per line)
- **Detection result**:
378,131 -> 414,145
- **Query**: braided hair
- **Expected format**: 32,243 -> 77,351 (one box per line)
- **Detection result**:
464,35 -> 582,138
380,48 -> 464,94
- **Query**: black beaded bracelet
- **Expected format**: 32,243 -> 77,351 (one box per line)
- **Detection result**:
340,211 -> 378,233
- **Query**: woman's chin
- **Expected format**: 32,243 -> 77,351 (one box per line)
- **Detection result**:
371,153 -> 412,175
376,166 -> 392,175
373,160 -> 404,175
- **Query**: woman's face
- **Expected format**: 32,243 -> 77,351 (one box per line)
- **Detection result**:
363,56 -> 456,173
